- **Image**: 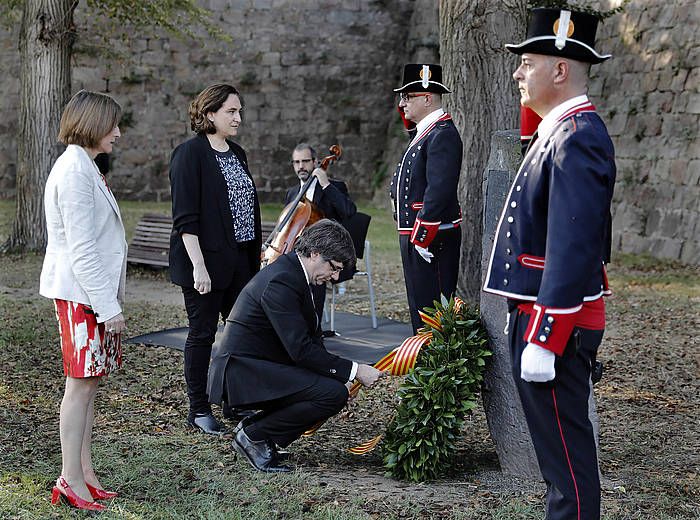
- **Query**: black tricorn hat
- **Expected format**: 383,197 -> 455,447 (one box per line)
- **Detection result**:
506,8 -> 611,64
394,64 -> 451,94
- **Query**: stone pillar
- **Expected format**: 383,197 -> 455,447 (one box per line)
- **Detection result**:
479,130 -> 540,478
479,130 -> 601,478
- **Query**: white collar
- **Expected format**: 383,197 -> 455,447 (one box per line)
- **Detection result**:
414,108 -> 445,138
297,254 -> 311,285
537,95 -> 589,140
299,177 -> 317,201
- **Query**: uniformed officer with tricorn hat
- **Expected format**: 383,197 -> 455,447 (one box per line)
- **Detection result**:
390,63 -> 463,333
483,5 -> 617,519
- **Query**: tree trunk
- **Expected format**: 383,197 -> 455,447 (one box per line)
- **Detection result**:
438,0 -> 526,304
440,0 -> 546,479
4,0 -> 77,252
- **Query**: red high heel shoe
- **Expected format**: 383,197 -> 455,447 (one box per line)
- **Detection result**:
86,482 -> 118,500
50,476 -> 106,512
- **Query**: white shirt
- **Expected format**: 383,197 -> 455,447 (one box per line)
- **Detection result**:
299,176 -> 318,202
413,107 -> 446,143
537,94 -> 590,141
297,255 -> 358,382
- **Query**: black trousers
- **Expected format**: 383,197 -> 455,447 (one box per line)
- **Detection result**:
399,228 -> 460,333
243,375 -> 348,448
181,250 -> 252,416
509,307 -> 603,520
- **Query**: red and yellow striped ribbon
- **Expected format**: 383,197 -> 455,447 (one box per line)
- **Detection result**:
304,297 -> 466,454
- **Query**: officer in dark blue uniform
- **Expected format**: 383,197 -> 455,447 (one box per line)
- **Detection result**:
483,8 -> 616,520
390,64 -> 463,333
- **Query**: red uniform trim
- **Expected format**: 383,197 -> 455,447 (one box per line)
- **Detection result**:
518,298 -> 605,355
411,202 -> 423,210
552,388 -> 582,520
410,218 -> 440,247
518,254 -> 545,269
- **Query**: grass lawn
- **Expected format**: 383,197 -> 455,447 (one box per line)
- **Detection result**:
0,199 -> 698,519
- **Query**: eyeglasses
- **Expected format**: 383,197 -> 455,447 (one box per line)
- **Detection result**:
325,259 -> 344,274
291,159 -> 314,166
399,93 -> 431,102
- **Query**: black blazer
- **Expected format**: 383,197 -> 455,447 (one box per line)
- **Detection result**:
169,134 -> 262,289
207,252 -> 354,407
284,179 -> 356,222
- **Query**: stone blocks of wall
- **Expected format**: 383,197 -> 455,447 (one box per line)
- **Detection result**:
590,1 -> 699,264
0,0 -> 414,203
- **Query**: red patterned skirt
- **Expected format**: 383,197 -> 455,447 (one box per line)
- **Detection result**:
53,299 -> 122,378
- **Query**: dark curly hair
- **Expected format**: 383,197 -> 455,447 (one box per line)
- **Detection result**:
295,219 -> 356,271
189,83 -> 242,134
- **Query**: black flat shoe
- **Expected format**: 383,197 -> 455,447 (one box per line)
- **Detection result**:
187,413 -> 225,435
232,428 -> 292,473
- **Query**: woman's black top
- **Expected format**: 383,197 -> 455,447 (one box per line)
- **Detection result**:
168,133 -> 262,289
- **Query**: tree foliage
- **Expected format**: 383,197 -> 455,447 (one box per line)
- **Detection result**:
86,0 -> 228,41
382,297 -> 491,482
1,0 -> 225,252
528,0 -> 631,20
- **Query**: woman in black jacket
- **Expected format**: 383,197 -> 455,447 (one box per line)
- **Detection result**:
169,83 -> 261,434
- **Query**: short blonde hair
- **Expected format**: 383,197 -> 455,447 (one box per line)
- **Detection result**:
58,90 -> 121,148
189,83 -> 242,134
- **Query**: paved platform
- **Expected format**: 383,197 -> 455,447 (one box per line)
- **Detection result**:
125,312 -> 413,365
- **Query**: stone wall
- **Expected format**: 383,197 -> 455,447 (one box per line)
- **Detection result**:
0,0 -> 415,202
0,0 -> 697,263
590,0 -> 699,263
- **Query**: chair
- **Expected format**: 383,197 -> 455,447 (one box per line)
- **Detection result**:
326,212 -> 377,330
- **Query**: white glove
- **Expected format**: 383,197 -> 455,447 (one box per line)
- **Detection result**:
520,342 -> 556,382
414,244 -> 434,263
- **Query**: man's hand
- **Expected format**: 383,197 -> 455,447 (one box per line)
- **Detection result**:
355,364 -> 384,387
312,167 -> 330,188
520,342 -> 556,382
414,244 -> 434,263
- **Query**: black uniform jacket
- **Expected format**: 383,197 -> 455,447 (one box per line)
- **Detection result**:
284,179 -> 356,222
207,252 -> 354,407
169,133 -> 262,289
389,113 -> 463,248
484,107 -> 616,354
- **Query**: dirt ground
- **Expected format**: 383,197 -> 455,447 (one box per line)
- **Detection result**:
1,253 -> 698,518
121,256 -> 700,518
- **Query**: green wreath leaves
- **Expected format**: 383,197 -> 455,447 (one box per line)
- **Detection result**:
382,297 -> 491,482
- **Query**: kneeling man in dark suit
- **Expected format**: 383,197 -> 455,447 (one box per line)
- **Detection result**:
208,219 -> 384,472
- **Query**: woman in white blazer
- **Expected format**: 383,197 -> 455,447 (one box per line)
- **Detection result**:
40,90 -> 126,512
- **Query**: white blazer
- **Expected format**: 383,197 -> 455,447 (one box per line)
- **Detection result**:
40,144 -> 127,323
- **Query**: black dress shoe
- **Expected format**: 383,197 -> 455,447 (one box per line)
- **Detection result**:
232,428 -> 291,473
270,443 -> 291,462
187,413 -> 225,435
230,419 -> 290,462
222,403 -> 258,422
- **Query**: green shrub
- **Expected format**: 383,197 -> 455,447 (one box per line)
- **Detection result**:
382,296 -> 491,482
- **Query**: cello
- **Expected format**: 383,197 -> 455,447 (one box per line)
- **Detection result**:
260,144 -> 342,268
